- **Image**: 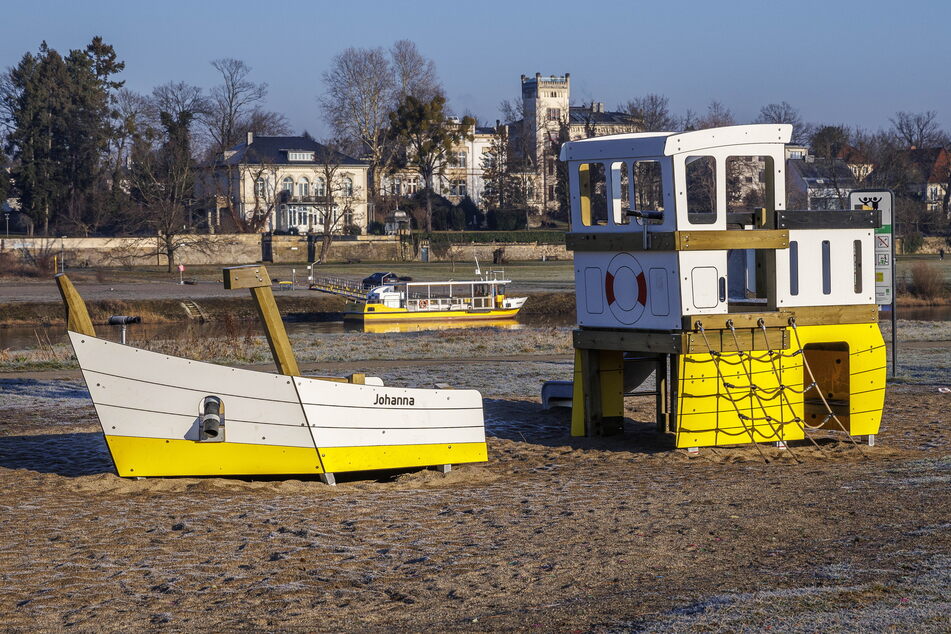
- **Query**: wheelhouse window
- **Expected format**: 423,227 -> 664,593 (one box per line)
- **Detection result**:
726,156 -> 772,213
577,162 -> 607,227
686,155 -> 717,225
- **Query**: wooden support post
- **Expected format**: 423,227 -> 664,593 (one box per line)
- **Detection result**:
572,348 -> 624,437
224,265 -> 300,377
54,273 -> 96,336
655,354 -> 669,434
581,348 -> 602,436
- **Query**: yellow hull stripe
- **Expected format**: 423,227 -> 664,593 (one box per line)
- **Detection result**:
347,308 -> 520,322
319,442 -> 488,472
105,436 -> 323,477
105,436 -> 489,477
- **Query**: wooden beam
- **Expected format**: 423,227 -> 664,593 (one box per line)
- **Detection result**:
249,285 -> 300,377
574,329 -> 683,354
567,230 -> 789,252
223,265 -> 299,376
223,265 -> 272,290
674,230 -> 788,251
54,273 -> 95,336
683,304 -> 878,330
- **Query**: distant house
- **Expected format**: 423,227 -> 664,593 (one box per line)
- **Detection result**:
381,120 -> 496,208
200,133 -> 369,234
904,147 -> 950,214
786,156 -> 858,210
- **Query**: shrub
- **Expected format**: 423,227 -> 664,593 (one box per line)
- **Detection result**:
909,262 -> 946,300
344,224 -> 362,236
487,209 -> 528,231
367,221 -> 385,235
902,231 -> 924,254
416,230 -> 565,246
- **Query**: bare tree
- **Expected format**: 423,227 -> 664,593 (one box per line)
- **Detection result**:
128,101 -> 216,271
312,141 -> 360,263
622,94 -> 676,132
204,59 -> 267,153
890,110 -> 947,148
696,100 -> 735,129
390,40 -> 442,102
321,47 -> 395,200
755,101 -> 810,144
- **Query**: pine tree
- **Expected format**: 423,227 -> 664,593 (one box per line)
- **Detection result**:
3,39 -> 123,235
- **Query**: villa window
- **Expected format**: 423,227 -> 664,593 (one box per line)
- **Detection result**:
298,177 -> 309,198
546,108 -> 561,122
287,151 -> 314,161
451,151 -> 467,168
450,179 -> 467,196
282,177 -> 294,194
315,177 -> 326,197
254,177 -> 266,197
342,176 -> 354,197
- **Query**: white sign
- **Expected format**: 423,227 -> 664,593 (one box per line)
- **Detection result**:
849,190 -> 894,306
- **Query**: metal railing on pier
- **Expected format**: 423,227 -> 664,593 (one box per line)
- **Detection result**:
309,276 -> 368,301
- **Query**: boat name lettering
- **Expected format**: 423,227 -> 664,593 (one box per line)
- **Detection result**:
373,394 -> 416,406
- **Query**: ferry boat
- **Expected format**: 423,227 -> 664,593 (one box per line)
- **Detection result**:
343,275 -> 528,323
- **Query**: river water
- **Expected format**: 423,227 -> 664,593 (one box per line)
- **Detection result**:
2,306 -> 948,351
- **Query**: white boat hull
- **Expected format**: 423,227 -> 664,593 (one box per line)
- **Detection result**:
68,332 -> 487,477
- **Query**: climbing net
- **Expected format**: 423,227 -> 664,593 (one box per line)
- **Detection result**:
686,318 -> 869,463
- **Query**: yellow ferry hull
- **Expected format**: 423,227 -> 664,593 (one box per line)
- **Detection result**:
344,304 -> 523,323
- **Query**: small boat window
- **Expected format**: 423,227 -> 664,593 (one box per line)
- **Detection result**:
686,155 -> 717,225
632,160 -> 665,223
610,162 -> 631,225
578,162 -> 608,226
726,155 -> 773,213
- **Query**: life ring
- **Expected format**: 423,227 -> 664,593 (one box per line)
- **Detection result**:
605,253 -> 647,325
419,299 -> 429,309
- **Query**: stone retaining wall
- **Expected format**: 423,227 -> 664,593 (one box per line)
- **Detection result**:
0,234 -> 567,267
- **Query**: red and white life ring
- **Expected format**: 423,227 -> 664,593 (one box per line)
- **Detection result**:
419,299 -> 429,309
604,253 -> 647,324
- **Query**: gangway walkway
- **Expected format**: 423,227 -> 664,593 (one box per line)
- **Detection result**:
310,276 -> 368,301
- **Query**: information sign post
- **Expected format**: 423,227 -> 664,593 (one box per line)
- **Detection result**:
850,190 -> 896,376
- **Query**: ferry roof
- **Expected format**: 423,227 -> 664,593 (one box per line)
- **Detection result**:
559,124 -> 792,162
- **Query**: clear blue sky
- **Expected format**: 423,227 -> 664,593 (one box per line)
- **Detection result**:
3,0 -> 949,138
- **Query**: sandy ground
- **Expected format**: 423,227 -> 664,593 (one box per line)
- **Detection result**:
0,350 -> 949,631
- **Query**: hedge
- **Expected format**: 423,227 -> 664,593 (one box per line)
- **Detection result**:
417,230 -> 566,246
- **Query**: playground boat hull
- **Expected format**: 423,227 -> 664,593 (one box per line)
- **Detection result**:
68,332 -> 487,477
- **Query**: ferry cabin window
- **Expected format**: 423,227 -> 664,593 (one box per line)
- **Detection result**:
578,162 -> 608,226
686,156 -> 717,224
726,156 -> 772,213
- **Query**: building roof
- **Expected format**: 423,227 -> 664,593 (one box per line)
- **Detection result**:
788,157 -> 858,188
905,147 -> 949,184
475,126 -> 496,136
568,106 -> 637,126
560,124 -> 792,161
220,135 -> 366,167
